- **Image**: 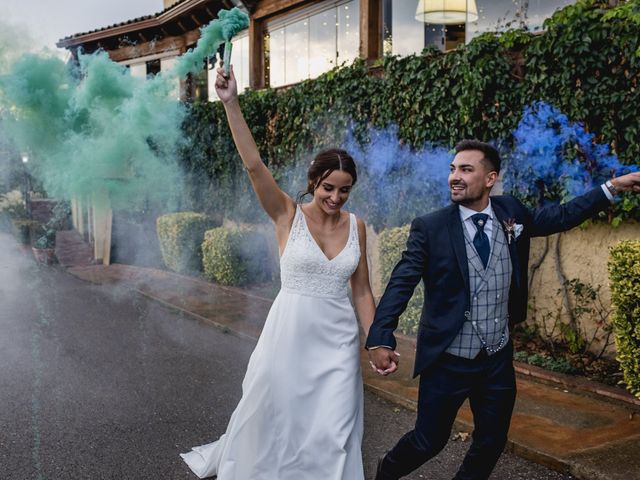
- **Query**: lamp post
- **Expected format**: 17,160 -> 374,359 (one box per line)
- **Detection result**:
21,153 -> 31,219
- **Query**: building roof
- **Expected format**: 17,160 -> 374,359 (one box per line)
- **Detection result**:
57,0 -> 256,49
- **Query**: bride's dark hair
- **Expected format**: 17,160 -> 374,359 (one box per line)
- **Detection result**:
297,148 -> 357,203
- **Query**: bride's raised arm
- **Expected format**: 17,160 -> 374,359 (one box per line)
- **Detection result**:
214,65 -> 294,223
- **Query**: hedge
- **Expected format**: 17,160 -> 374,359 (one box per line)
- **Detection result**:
156,212 -> 219,273
378,224 -> 424,336
608,240 -> 640,398
202,225 -> 273,286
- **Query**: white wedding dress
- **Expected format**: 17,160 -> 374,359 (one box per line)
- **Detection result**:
181,205 -> 364,479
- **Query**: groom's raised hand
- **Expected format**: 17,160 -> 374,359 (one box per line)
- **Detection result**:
611,171 -> 640,194
368,347 -> 400,376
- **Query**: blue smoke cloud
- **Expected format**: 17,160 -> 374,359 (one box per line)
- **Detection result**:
503,101 -> 638,207
342,125 -> 451,230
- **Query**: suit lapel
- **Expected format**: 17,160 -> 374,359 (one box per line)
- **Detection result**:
491,200 -> 522,290
448,205 -> 469,291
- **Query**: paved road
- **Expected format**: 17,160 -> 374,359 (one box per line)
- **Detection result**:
0,233 -> 572,479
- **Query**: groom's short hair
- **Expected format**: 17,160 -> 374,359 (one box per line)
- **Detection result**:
454,140 -> 501,174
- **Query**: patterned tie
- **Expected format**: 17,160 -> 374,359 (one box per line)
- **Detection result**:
471,213 -> 490,268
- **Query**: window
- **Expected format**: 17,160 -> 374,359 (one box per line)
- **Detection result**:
383,0 -> 576,54
383,0 -> 467,55
265,0 -> 360,88
146,59 -> 161,76
467,0 -> 575,41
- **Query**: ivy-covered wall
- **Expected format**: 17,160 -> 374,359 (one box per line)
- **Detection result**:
179,0 -> 639,227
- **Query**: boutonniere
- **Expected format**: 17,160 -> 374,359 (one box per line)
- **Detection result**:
502,219 -> 524,244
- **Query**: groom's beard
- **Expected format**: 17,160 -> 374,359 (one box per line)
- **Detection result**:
449,182 -> 482,205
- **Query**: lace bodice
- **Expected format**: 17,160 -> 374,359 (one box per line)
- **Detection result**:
280,205 -> 361,298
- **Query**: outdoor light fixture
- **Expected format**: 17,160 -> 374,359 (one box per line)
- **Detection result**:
415,0 -> 479,24
21,153 -> 29,164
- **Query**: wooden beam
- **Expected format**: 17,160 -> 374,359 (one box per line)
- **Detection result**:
184,29 -> 202,46
177,20 -> 187,32
253,0 -> 309,20
107,35 -> 186,62
138,32 -> 148,43
360,0 -> 382,63
249,18 -> 265,89
191,14 -> 202,26
205,6 -> 215,17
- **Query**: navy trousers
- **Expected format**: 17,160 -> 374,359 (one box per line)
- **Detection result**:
379,342 -> 517,480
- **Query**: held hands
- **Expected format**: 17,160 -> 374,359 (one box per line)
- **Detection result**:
611,172 -> 640,194
214,62 -> 238,105
367,347 -> 400,376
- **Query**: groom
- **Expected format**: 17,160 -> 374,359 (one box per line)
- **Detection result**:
367,139 -> 640,480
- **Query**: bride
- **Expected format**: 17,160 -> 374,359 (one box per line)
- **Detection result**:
180,64 -> 394,479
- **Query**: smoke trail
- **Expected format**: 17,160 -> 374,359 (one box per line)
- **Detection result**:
174,7 -> 249,77
503,101 -> 639,208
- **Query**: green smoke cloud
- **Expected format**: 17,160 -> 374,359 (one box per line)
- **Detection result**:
0,7 -> 249,210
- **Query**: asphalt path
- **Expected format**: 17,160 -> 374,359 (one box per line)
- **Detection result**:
0,233 -> 572,479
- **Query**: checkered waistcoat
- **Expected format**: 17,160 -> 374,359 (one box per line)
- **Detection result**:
445,213 -> 513,359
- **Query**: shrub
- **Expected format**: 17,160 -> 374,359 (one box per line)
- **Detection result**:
0,190 -> 26,219
30,221 -> 56,249
378,224 -> 423,336
156,212 -> 218,273
202,226 -> 273,286
513,351 -> 579,375
608,240 -> 640,398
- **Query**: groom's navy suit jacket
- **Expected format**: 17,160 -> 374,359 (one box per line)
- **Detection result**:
366,187 -> 610,377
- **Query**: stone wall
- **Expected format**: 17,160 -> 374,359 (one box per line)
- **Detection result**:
526,222 -> 639,358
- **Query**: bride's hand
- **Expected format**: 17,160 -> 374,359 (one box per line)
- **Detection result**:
215,63 -> 238,104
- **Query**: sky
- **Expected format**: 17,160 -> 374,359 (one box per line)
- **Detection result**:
2,0 -> 163,53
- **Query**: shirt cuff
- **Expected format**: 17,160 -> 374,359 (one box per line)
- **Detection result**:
601,183 -> 614,202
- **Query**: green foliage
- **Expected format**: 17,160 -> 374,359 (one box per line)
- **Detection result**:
378,224 -> 423,335
201,225 -> 273,286
31,221 -> 56,249
559,322 -> 586,354
513,350 -> 579,374
524,0 -> 640,222
156,212 -> 218,273
560,278 -> 613,355
608,240 -> 640,398
179,0 -> 639,227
